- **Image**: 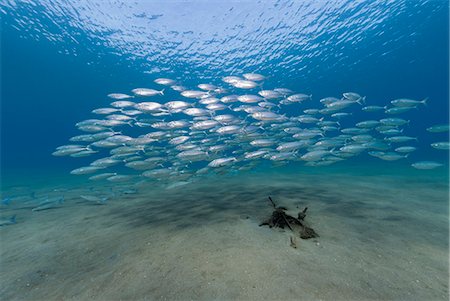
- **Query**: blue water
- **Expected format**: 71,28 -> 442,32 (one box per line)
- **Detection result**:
0,2 -> 449,299
1,0 -> 448,176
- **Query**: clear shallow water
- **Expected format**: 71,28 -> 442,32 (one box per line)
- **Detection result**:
0,1 -> 449,300
1,0 -> 448,171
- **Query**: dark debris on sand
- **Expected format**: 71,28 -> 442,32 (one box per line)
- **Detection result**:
259,196 -> 319,241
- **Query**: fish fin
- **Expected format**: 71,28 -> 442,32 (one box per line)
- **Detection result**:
421,97 -> 428,106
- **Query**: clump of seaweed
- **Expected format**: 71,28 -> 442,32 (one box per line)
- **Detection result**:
259,196 -> 318,240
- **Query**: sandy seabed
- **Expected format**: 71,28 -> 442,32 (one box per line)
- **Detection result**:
0,167 -> 448,301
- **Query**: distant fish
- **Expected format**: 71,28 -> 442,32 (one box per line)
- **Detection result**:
0,215 -> 16,226
242,73 -> 266,81
426,124 -> 449,133
326,100 -> 360,110
411,161 -> 443,170
121,189 -> 138,195
244,150 -> 268,159
258,90 -> 282,99
208,157 -> 237,168
71,166 -> 105,175
252,111 -> 285,121
356,120 -> 380,128
394,146 -> 417,153
379,118 -> 409,126
319,97 -> 340,105
232,79 -> 259,89
343,92 -> 364,102
377,152 -> 408,161
183,108 -> 210,117
134,102 -> 164,113
165,100 -> 192,112
170,85 -> 186,92
132,88 -> 164,97
304,109 -> 320,114
391,98 -> 427,107
32,197 -> 64,212
88,173 -> 117,181
385,136 -> 417,143
107,93 -> 133,100
385,107 -> 415,114
273,88 -> 293,95
154,78 -> 176,86
287,94 -> 312,103
431,142 -> 450,150
181,90 -> 208,99
111,101 -> 136,108
237,94 -> 263,103
107,175 -> 133,182
198,83 -> 218,91
92,108 -> 121,114
80,195 -> 108,205
331,112 -> 351,119
222,76 -> 242,84
362,105 -> 386,112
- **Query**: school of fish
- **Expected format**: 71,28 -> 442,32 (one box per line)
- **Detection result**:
52,73 -> 448,187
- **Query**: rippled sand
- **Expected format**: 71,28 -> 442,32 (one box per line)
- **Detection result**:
0,166 -> 448,300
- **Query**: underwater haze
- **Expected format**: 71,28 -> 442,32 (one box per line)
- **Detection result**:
1,1 -> 449,301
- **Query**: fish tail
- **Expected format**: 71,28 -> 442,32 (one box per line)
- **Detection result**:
421,97 -> 428,106
10,215 -> 16,224
357,96 -> 366,105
